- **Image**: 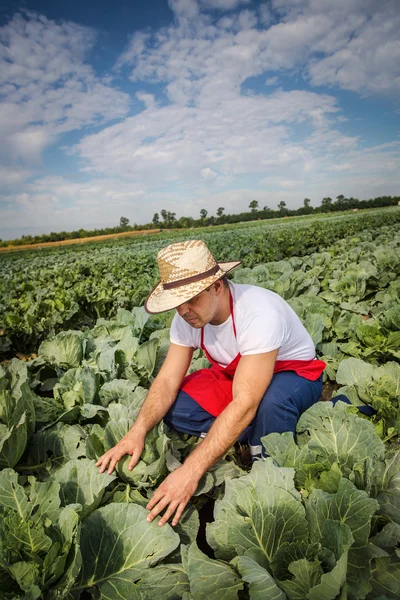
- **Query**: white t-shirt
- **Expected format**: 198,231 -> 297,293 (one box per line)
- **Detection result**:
170,282 -> 315,367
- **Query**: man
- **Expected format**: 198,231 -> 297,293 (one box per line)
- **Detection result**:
96,240 -> 325,527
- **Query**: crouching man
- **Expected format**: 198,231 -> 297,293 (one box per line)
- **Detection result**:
96,240 -> 325,526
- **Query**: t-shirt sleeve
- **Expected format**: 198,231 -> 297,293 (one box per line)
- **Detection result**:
170,313 -> 199,348
237,309 -> 287,355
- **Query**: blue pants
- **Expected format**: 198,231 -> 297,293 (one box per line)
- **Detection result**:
164,371 -> 323,457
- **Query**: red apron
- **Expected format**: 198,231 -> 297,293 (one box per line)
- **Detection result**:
181,292 -> 326,417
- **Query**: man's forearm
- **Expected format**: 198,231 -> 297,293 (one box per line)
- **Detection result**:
181,398 -> 258,480
129,376 -> 178,436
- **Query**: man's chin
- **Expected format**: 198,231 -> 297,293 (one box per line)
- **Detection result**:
186,318 -> 202,328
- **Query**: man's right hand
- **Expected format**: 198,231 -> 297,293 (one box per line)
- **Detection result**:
95,431 -> 145,475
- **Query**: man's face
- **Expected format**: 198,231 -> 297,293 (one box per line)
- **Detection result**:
176,284 -> 219,328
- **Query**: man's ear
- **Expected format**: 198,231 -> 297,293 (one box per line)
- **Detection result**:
213,279 -> 224,294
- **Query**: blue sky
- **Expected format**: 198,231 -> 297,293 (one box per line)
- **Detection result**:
0,0 -> 399,239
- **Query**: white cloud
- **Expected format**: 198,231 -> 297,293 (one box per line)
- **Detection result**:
8,127 -> 50,163
73,90 -> 340,185
201,167 -> 218,180
269,0 -> 400,95
0,12 -> 130,164
169,0 -> 200,20
279,179 -> 306,188
1,175 -> 147,231
117,0 -> 400,114
136,92 -> 157,108
0,165 -> 32,188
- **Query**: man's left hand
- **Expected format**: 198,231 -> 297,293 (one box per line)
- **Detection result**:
146,466 -> 199,527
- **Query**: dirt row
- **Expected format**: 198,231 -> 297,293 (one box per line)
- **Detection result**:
0,228 -> 164,253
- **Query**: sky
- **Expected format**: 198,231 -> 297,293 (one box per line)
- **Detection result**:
0,0 -> 399,240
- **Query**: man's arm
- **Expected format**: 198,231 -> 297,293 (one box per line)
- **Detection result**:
146,348 -> 279,526
96,343 -> 193,475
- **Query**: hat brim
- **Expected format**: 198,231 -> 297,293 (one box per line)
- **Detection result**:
144,260 -> 242,314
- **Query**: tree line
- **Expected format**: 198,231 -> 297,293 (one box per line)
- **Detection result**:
1,195 -> 399,247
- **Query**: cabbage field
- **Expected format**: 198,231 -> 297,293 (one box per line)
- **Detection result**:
0,207 -> 399,599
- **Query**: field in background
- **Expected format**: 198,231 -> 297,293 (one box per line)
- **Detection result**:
0,206 -> 384,253
1,206 -> 399,357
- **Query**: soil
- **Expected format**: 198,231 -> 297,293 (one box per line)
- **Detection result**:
197,499 -> 216,558
320,380 -> 340,402
0,228 -> 164,253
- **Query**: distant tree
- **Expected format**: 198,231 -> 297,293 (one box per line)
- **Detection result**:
263,205 -> 269,211
178,216 -> 194,228
200,209 -> 208,220
119,216 -> 129,228
167,211 -> 177,224
299,197 -> 314,215
277,201 -> 287,213
321,197 -> 333,212
216,207 -> 225,218
152,213 -> 160,226
249,200 -> 259,212
335,194 -> 348,209
160,209 -> 168,223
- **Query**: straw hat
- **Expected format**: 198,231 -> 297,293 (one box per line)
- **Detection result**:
144,240 -> 242,314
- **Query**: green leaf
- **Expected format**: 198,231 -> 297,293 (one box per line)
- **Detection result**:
27,478 -> 61,525
39,331 -> 86,368
186,542 -> 244,600
0,368 -> 36,468
99,380 -> 147,417
306,478 -> 378,549
307,521 -> 353,600
234,554 -> 287,600
306,478 -> 379,599
128,306 -> 150,339
99,379 -> 138,406
0,408 -> 28,469
114,327 -> 140,364
277,558 -> 324,600
0,468 -> 29,518
296,401 -> 384,480
73,503 -> 179,597
116,425 -> 170,489
336,358 -> 376,390
207,459 -> 307,564
370,556 -> 400,599
139,563 -> 190,600
54,459 -> 117,518
302,313 -> 325,346
23,422 -> 86,473
370,523 -> 400,554
135,338 -> 159,376
8,562 -> 41,599
371,449 -> 400,524
53,367 -> 99,410
261,432 -> 331,492
48,506 -> 82,597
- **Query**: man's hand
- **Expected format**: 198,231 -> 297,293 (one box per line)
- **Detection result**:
146,466 -> 200,527
96,431 -> 145,475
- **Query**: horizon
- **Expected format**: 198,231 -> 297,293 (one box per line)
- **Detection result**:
1,0 -> 399,240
